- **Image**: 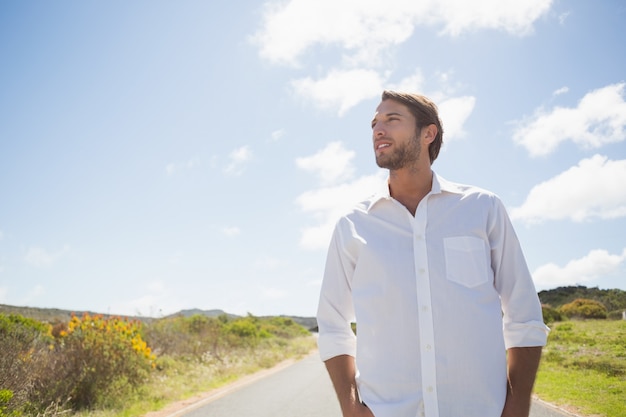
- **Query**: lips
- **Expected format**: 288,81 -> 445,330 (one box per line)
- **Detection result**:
375,141 -> 391,151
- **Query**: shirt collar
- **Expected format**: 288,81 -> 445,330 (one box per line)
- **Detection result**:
365,171 -> 464,211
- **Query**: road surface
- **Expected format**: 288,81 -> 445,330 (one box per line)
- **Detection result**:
165,353 -> 581,417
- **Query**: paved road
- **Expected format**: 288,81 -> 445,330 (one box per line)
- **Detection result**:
170,353 -> 580,417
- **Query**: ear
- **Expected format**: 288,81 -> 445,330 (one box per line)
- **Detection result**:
421,124 -> 438,145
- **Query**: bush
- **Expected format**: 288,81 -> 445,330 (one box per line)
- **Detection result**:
144,314 -> 312,359
0,389 -> 13,417
607,310 -> 626,320
2,310 -> 314,415
0,314 -> 52,415
143,314 -> 226,360
559,298 -> 608,319
542,304 -> 564,324
30,313 -> 156,411
259,317 -> 311,339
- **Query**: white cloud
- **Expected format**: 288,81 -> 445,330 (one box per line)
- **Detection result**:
391,70 -> 425,94
255,0 -> 545,118
291,66 -> 476,127
291,69 -> 386,116
513,83 -> 626,157
511,155 -> 626,223
112,281 -> 181,317
433,0 -> 553,37
271,129 -> 286,141
295,141 -> 356,186
24,245 -> 70,267
253,0 -> 417,67
438,96 -> 476,140
533,248 -> 626,289
224,146 -> 253,176
295,171 -> 387,250
166,159 -> 199,176
254,0 -> 552,66
222,226 -> 241,237
553,86 -> 569,96
295,142 -> 387,250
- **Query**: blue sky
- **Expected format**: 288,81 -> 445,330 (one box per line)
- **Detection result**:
1,0 -> 625,318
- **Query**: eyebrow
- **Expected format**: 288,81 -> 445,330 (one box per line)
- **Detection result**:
371,111 -> 405,127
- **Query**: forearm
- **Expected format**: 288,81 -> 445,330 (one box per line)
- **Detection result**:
324,355 -> 373,417
501,346 -> 543,417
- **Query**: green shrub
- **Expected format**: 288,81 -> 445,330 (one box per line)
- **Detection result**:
227,319 -> 258,338
1,309 -> 316,416
0,314 -> 52,416
0,389 -> 13,417
143,314 -> 226,360
259,317 -> 311,339
607,310 -> 626,320
541,304 -> 564,323
35,313 -> 156,410
558,298 -> 608,319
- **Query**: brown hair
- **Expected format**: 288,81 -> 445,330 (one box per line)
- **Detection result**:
381,90 -> 444,164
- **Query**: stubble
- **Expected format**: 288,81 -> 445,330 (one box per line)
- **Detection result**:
375,134 -> 421,171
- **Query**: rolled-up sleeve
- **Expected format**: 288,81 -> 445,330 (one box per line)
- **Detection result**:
317,220 -> 358,361
489,198 -> 550,349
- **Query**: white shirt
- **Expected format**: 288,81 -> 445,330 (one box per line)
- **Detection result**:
317,173 -> 549,417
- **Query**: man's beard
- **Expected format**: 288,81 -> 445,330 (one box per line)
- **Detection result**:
375,135 -> 421,170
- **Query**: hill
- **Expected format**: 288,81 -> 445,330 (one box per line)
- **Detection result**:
538,285 -> 626,312
0,303 -> 146,324
5,285 -> 624,332
0,304 -> 319,330
165,308 -> 318,330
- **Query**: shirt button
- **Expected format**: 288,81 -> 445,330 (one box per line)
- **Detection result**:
426,344 -> 432,351
427,386 -> 434,393
418,268 -> 426,274
422,305 -> 429,312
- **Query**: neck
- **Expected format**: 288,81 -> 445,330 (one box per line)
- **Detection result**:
388,166 -> 433,216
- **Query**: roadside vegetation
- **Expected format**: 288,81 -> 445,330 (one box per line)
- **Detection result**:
536,287 -> 626,417
0,311 -> 315,417
2,285 -> 625,417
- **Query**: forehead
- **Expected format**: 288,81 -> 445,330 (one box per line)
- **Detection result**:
373,99 -> 412,119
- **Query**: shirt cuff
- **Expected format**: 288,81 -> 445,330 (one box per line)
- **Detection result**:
317,331 -> 357,361
503,320 -> 550,349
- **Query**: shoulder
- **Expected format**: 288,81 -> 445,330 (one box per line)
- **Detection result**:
334,196 -> 379,227
438,175 -> 498,199
436,175 -> 506,213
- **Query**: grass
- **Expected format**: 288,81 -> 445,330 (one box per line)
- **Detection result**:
534,320 -> 626,417
71,335 -> 317,417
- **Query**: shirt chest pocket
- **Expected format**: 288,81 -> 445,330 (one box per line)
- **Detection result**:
443,236 -> 490,288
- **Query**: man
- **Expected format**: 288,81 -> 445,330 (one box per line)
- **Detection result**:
316,91 -> 549,417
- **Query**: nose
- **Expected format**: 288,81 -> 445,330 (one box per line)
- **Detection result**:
372,123 -> 385,139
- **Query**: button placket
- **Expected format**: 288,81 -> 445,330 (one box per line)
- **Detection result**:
412,198 -> 440,417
